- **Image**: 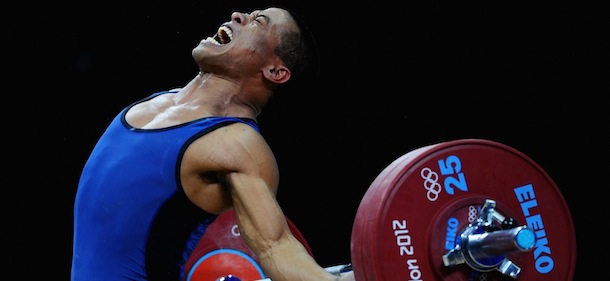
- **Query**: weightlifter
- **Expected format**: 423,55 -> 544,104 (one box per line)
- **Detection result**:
71,6 -> 355,281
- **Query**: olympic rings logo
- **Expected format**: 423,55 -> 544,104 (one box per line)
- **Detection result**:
468,205 -> 478,223
421,167 -> 442,201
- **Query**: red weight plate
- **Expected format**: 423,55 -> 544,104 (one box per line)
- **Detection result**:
184,209 -> 313,280
351,139 -> 576,281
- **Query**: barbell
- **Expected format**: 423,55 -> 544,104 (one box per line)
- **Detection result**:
183,139 -> 576,281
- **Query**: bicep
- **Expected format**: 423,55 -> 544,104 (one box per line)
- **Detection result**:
214,125 -> 289,252
181,122 -> 278,213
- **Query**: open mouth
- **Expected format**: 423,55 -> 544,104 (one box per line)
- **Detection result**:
203,26 -> 233,45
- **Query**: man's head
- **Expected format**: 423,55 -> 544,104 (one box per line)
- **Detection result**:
192,7 -> 316,88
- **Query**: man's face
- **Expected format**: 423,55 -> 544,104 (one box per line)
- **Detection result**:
193,7 -> 298,76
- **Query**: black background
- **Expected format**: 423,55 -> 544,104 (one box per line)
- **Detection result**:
11,1 -> 603,280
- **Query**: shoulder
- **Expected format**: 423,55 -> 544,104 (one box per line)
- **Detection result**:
185,121 -> 275,170
213,122 -> 271,161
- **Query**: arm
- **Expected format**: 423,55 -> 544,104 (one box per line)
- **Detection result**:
217,124 -> 351,281
229,173 -> 349,281
183,122 -> 354,281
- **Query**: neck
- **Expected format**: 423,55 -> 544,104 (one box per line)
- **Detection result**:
175,73 -> 270,119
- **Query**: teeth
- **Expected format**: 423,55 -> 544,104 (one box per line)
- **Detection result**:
202,26 -> 233,45
217,26 -> 233,44
203,37 -> 221,45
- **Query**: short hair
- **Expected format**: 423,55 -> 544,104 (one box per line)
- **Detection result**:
274,8 -> 320,82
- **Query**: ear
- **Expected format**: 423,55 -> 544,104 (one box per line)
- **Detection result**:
262,64 -> 291,84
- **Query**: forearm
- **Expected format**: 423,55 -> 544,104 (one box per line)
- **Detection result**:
227,174 -> 353,280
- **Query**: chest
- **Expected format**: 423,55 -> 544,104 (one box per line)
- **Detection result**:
126,99 -> 209,129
